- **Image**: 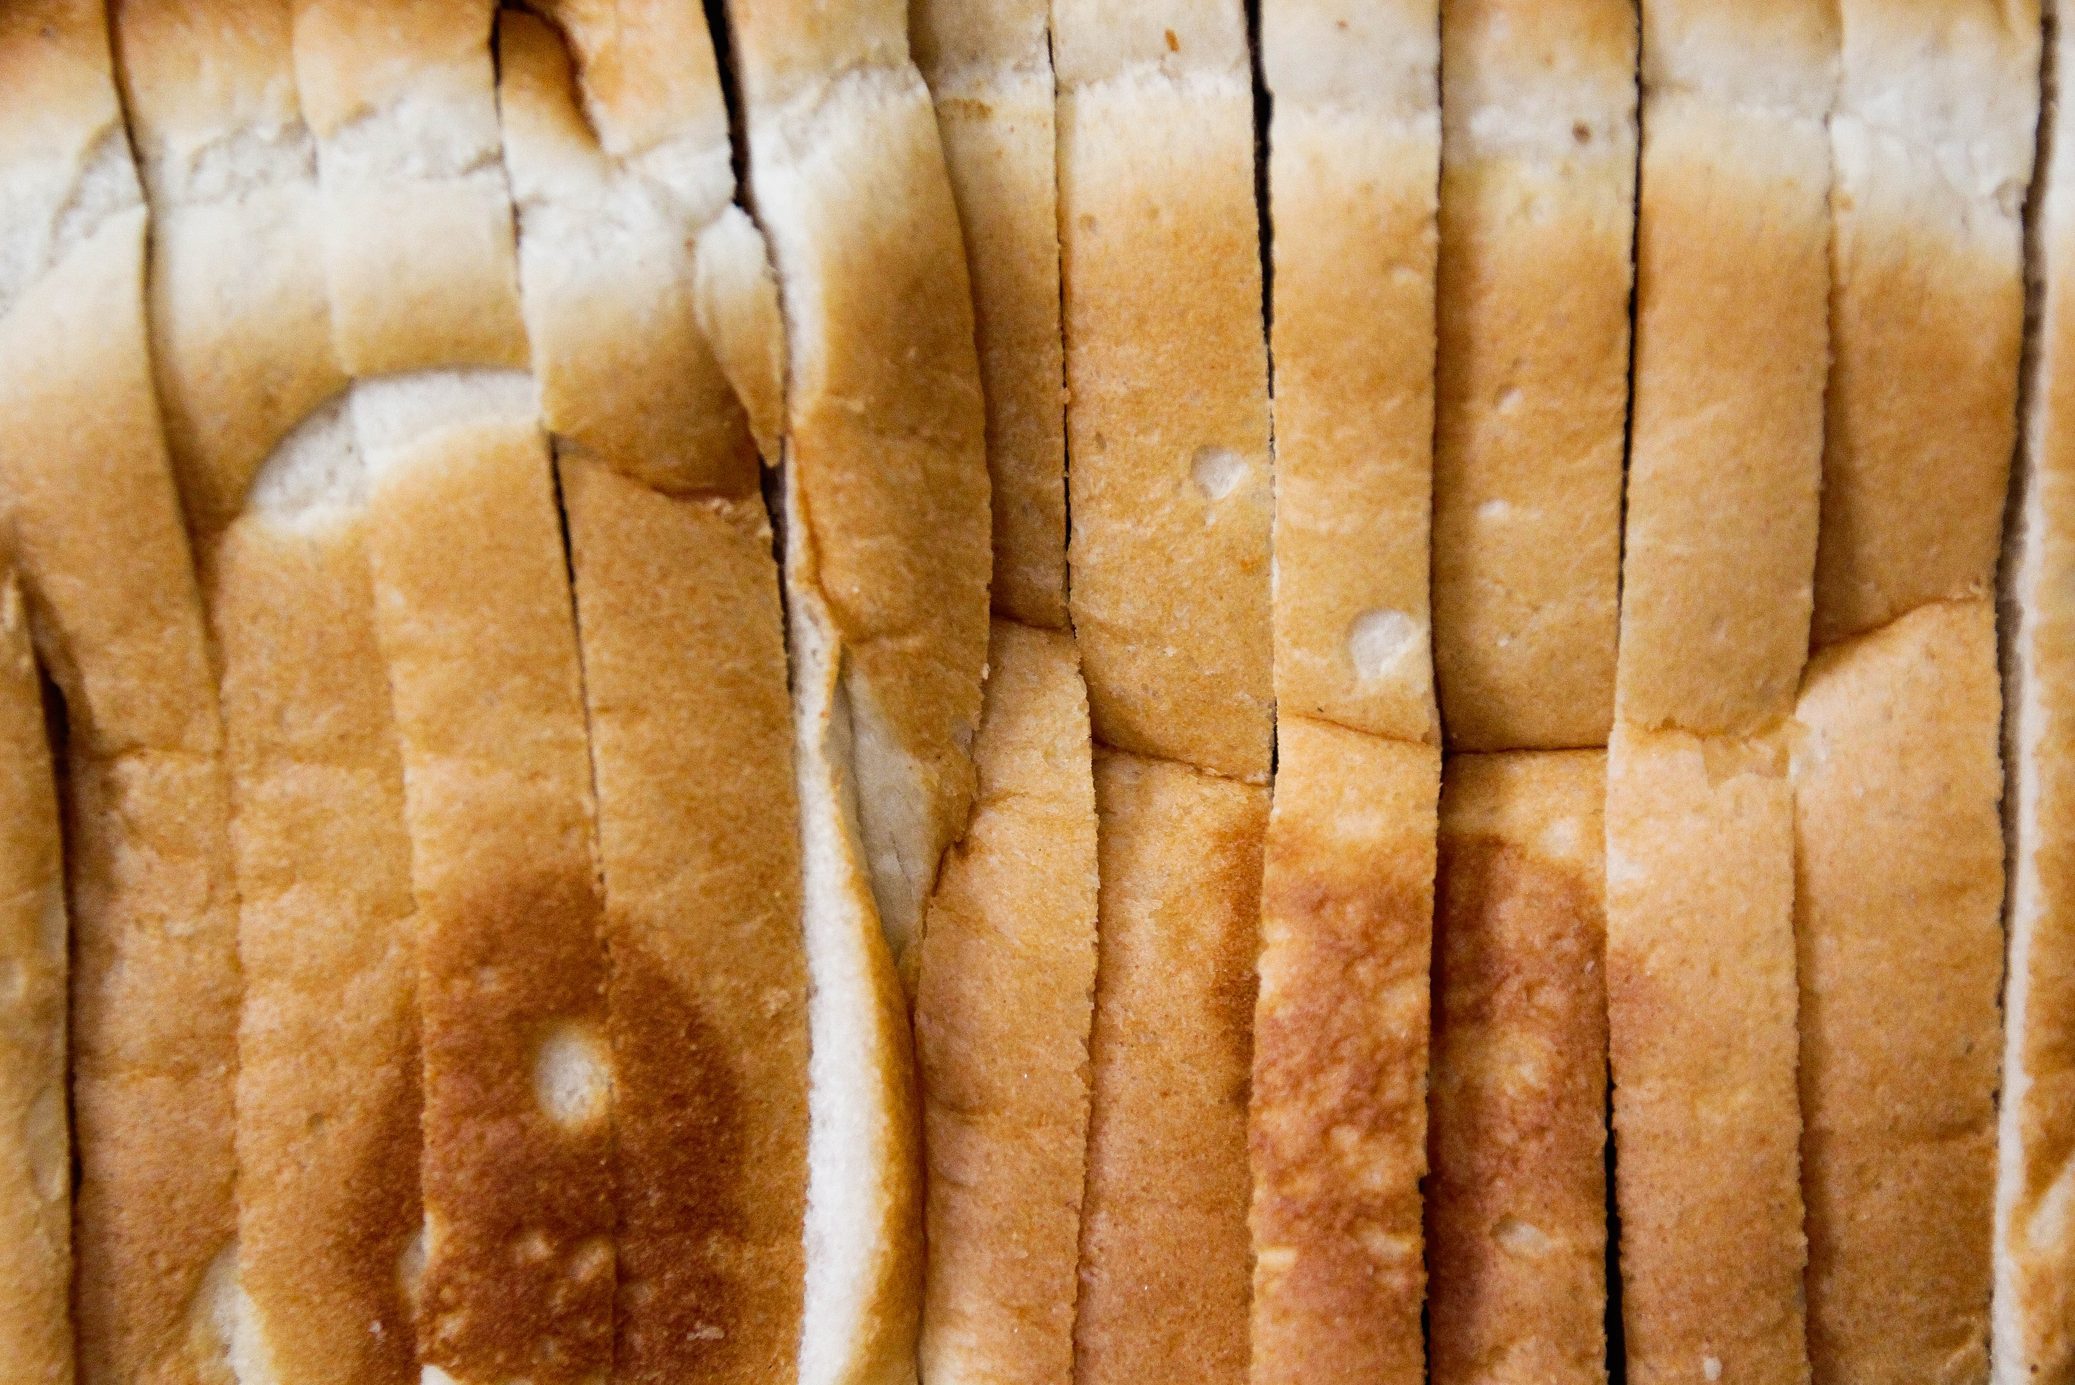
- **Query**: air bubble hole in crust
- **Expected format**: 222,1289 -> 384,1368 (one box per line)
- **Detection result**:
1191,446 -> 1246,501
533,1022 -> 612,1129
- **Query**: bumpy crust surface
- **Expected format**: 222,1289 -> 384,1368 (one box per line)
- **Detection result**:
722,0 -> 991,976
1427,750 -> 1609,1385
1073,751 -> 1266,1385
0,575 -> 70,1385
915,621 -> 1099,1385
1792,600 -> 2006,1381
1053,6 -> 1273,781
914,0 -> 1069,630
357,400 -> 615,1385
1617,1 -> 1835,737
1262,0 -> 1440,748
1248,721 -> 1439,1385
1431,0 -> 1635,752
2002,17 -> 2075,1377
0,8 -> 241,1384
499,10 -> 811,1381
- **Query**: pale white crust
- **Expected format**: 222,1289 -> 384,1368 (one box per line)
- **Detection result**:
1432,0 -> 1636,752
1427,750 -> 1609,1385
2000,13 -> 2075,1377
915,620 -> 1099,1385
498,9 -> 811,1381
1248,722 -> 1439,1385
1262,0 -> 1441,748
1053,3 -> 1274,782
0,573 -> 71,1385
1073,751 -> 1266,1385
0,7 -> 241,1384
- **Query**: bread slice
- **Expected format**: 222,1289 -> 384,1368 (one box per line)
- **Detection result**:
0,6 -> 242,1382
913,0 -> 1069,630
1073,751 -> 1267,1385
1792,600 -> 2007,1379
295,5 -> 617,1381
1431,0 -> 1636,752
914,620 -> 1099,1385
2000,13 -> 2075,1378
1427,750 -> 1609,1385
1607,5 -> 1837,1376
1249,722 -> 1440,1384
113,8 -> 424,1384
718,0 -> 991,983
1261,0 -> 1440,749
1051,0 -> 1273,782
498,9 -> 810,1381
1604,726 -> 1810,1383
0,572 -> 70,1385
1616,0 -> 1835,739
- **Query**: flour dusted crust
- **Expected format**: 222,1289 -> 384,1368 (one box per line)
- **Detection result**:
1249,721 -> 1440,1385
915,621 -> 1099,1385
1431,0 -> 1635,752
1073,751 -> 1266,1385
1793,600 -> 2006,1380
913,0 -> 1069,630
1605,726 -> 1810,1384
2001,12 -> 2075,1377
1428,750 -> 1609,1385
721,0 -> 990,979
1052,0 -> 1273,782
0,574 -> 70,1385
498,9 -> 809,1381
1262,0 -> 1441,748
0,7 -> 241,1384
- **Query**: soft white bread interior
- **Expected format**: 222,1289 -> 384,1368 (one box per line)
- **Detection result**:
498,7 -> 811,1381
1431,0 -> 1636,753
1073,751 -> 1266,1385
113,5 -> 422,1384
0,572 -> 71,1385
914,620 -> 1099,1385
721,0 -> 991,982
913,0 -> 1070,630
0,6 -> 242,1384
1261,0 -> 1440,749
1249,723 -> 1440,1385
1427,750 -> 1610,1385
1050,0 -> 1274,782
2001,9 -> 2075,1378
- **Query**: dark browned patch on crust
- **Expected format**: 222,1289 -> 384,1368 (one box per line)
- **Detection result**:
419,866 -> 614,1385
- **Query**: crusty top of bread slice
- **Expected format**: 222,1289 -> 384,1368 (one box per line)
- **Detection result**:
911,0 -> 1048,77
1049,0 -> 1246,84
290,0 -> 527,374
1641,0 -> 1838,115
114,0 -> 346,538
723,0 -> 991,973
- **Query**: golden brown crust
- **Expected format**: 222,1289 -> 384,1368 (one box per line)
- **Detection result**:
1073,751 -> 1265,1385
1248,722 -> 1439,1385
1055,45 -> 1273,780
0,10 -> 242,1377
913,0 -> 1069,630
203,505 -> 422,1385
359,409 -> 614,1385
915,620 -> 1099,1385
1604,725 -> 1810,1385
0,573 -> 71,1385
1427,750 -> 1609,1385
1263,4 -> 1440,746
1792,600 -> 2006,1381
1431,0 -> 1635,752
1814,0 -> 2037,648
559,462 -> 808,1385
1617,88 -> 1831,736
722,0 -> 991,975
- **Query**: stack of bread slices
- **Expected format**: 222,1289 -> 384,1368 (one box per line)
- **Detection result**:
0,2 -> 2071,1384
